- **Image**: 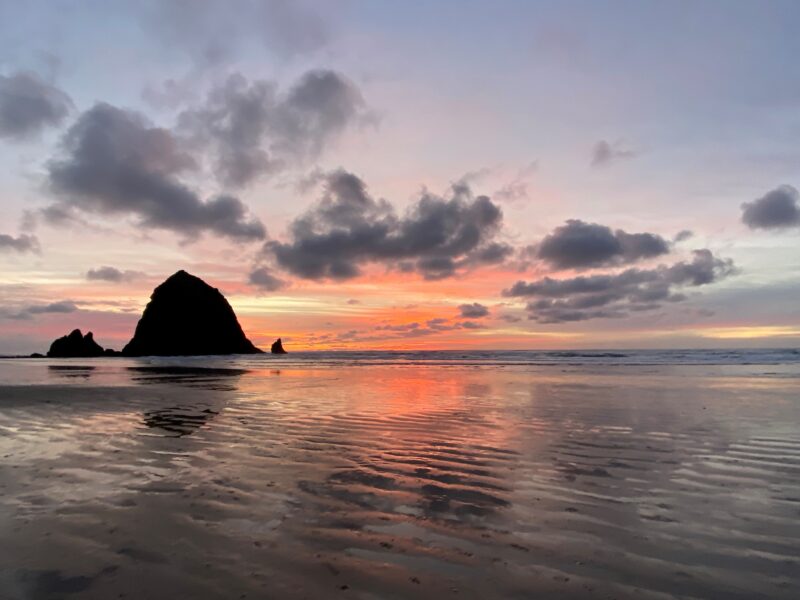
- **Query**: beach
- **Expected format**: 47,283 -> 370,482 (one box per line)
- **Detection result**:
1,351 -> 799,599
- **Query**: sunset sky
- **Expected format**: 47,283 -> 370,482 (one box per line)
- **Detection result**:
1,0 -> 799,354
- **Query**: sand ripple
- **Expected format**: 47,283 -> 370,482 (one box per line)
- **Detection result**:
0,363 -> 799,599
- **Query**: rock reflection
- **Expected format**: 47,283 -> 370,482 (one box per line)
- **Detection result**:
130,366 -> 246,436
127,366 -> 248,387
143,406 -> 220,437
47,365 -> 96,380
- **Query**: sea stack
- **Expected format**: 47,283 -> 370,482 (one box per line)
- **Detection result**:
122,270 -> 263,356
271,338 -> 287,354
47,329 -> 105,358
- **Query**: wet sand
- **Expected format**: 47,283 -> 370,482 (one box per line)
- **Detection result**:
1,359 -> 799,599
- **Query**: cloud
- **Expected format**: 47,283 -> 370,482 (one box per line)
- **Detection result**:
386,319 -> 486,335
24,204 -> 116,234
265,170 -> 512,281
493,160 -> 538,204
143,0 -> 332,65
741,185 -> 800,230
248,267 -> 286,291
2,300 -> 79,320
458,302 -> 490,318
311,316 -> 487,345
673,229 -> 693,243
179,70 -> 368,187
499,313 -> 522,323
276,70 -> 368,156
591,139 -> 636,167
503,249 -> 736,323
456,167 -> 493,187
26,301 -> 79,315
494,180 -> 529,203
46,103 -> 265,241
86,266 -> 145,282
0,72 -> 72,139
426,317 -> 449,329
537,219 -> 671,270
0,233 -> 40,254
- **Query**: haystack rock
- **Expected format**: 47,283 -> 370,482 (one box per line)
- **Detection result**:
48,329 -> 105,358
271,338 -> 287,354
122,270 -> 263,356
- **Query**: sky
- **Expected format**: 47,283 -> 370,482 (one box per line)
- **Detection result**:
0,0 -> 799,354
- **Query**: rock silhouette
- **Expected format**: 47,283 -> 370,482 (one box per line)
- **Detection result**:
271,338 -> 287,354
122,270 -> 263,356
47,329 -> 105,358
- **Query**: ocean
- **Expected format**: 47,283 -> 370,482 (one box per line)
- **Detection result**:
1,350 -> 799,599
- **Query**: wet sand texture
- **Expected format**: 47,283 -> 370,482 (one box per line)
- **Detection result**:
1,362 -> 799,599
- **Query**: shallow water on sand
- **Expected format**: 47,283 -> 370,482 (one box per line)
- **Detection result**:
1,357 -> 799,599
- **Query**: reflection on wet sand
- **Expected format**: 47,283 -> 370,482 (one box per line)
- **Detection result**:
40,363 -> 249,388
143,406 -> 220,437
0,364 -> 799,599
127,365 -> 248,388
130,366 -> 247,436
47,365 -> 96,380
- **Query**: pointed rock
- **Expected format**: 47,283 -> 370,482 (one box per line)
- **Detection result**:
47,329 -> 105,358
122,270 -> 263,356
271,338 -> 287,354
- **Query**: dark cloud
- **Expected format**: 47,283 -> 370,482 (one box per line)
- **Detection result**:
46,103 -> 265,241
673,229 -> 693,243
503,249 -> 736,323
248,267 -> 286,291
179,74 -> 277,187
26,301 -> 79,315
591,140 -> 636,167
179,70 -> 367,187
86,266 -> 145,283
537,219 -> 671,270
0,233 -> 40,254
265,170 -> 512,281
426,317 -> 450,330
143,0 -> 332,65
499,313 -> 522,323
458,302 -> 489,318
0,72 -> 72,139
468,242 -> 515,265
276,70 -> 368,158
741,185 -> 800,229
2,300 -> 79,320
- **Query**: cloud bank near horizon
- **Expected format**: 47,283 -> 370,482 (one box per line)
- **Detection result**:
504,249 -> 736,323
